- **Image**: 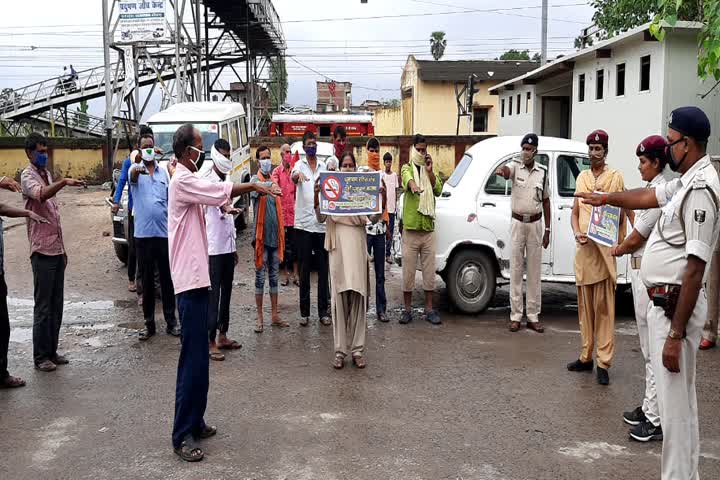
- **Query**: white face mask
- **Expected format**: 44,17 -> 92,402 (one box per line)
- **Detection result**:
210,145 -> 232,174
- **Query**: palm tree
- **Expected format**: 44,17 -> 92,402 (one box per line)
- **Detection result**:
430,31 -> 447,61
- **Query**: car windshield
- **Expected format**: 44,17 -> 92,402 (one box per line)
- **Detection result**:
446,153 -> 472,188
150,123 -> 219,160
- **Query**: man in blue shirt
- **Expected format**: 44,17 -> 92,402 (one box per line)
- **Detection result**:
129,140 -> 179,340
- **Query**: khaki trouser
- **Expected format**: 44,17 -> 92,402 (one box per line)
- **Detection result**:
629,267 -> 660,427
702,247 -> 720,342
648,291 -> 705,480
510,218 -> 543,323
402,229 -> 435,292
332,290 -> 367,357
577,278 -> 615,369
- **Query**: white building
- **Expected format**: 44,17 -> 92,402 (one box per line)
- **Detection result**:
489,21 -> 720,188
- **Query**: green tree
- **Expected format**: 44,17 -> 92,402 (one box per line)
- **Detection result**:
430,31 -> 447,61
384,99 -> 401,108
75,99 -> 89,130
497,49 -> 532,60
269,57 -> 288,112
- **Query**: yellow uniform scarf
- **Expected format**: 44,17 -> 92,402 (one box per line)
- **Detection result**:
410,147 -> 435,218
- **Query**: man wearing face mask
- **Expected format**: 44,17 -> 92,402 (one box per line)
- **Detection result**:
495,134 -> 550,333
20,133 -> 86,372
202,139 -> 242,362
568,129 -> 627,386
252,146 -> 287,332
168,124 -> 280,462
576,106 -> 719,480
333,125 -> 347,158
365,137 -> 389,322
272,143 -> 299,287
129,139 -> 179,341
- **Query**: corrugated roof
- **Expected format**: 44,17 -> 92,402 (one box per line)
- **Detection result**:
415,59 -> 540,82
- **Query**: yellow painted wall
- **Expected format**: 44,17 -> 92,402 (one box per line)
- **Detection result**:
1,150 -> 30,179
414,80 -> 499,136
0,146 -> 132,182
373,107 -> 402,136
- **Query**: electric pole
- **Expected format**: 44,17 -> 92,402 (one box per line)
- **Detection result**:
541,0 -> 548,64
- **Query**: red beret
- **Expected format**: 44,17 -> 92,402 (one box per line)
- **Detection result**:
586,129 -> 609,145
636,135 -> 667,157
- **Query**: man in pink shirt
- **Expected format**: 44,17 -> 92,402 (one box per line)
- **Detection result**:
271,143 -> 298,286
168,124 -> 279,462
20,133 -> 85,373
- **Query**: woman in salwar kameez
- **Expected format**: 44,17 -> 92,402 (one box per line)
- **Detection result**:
314,151 -> 385,369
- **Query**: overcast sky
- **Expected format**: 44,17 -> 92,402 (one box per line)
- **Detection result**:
0,0 -> 594,119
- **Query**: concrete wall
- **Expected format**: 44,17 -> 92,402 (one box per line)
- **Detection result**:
250,135 -> 494,181
0,138 -> 133,183
373,107 -> 402,136
497,85 -> 535,135
572,38 -> 666,188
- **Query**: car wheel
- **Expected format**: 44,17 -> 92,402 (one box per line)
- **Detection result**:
113,243 -> 128,265
447,249 -> 496,314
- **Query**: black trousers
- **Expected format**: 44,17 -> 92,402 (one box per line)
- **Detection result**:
31,253 -> 65,365
208,253 -> 235,342
0,275 -> 9,380
135,237 -> 176,330
296,229 -> 329,319
127,215 -> 137,282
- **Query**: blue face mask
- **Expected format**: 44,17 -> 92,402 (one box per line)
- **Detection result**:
32,151 -> 48,168
260,159 -> 272,174
304,145 -> 317,158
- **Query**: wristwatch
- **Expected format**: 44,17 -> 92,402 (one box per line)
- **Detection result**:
667,328 -> 684,340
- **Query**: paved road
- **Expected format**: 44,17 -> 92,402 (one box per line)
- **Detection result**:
1,188 -> 719,480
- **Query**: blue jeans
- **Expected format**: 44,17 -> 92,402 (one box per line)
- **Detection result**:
172,288 -> 210,449
367,234 -> 387,315
255,246 -> 280,295
386,213 -> 396,258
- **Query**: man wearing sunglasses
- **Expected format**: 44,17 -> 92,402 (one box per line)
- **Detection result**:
576,106 -> 719,480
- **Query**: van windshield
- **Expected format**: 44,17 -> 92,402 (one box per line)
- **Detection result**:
150,123 -> 219,159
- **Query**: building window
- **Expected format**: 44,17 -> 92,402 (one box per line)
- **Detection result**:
616,63 -> 626,96
473,107 -> 489,132
509,95 -> 513,116
526,92 -> 532,113
501,98 -> 505,117
640,55 -> 651,91
596,69 -> 604,100
516,94 -> 521,115
578,74 -> 585,102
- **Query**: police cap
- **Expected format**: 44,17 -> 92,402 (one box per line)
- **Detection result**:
668,106 -> 711,142
521,133 -> 539,148
636,135 -> 667,158
587,129 -> 609,146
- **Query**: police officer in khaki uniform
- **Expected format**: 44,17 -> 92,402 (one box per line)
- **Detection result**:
577,106 -> 720,480
495,134 -> 550,333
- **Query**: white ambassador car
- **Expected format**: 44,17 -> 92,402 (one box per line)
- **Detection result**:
399,135 -> 629,314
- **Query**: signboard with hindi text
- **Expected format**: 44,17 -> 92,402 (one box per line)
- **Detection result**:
319,171 -> 381,216
586,201 -> 621,247
116,0 -> 167,43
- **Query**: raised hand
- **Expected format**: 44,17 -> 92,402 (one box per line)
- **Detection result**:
0,176 -> 21,192
65,178 -> 86,187
575,191 -> 606,207
28,211 -> 49,224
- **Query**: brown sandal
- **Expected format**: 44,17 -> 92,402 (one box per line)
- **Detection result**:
174,439 -> 204,462
352,356 -> 366,369
509,321 -> 521,332
0,375 -> 26,389
333,354 -> 345,369
271,319 -> 290,328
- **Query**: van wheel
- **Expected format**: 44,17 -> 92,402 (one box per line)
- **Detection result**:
447,250 -> 496,314
113,243 -> 128,265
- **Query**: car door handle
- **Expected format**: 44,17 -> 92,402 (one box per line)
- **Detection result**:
558,205 -> 571,210
441,191 -> 451,197
481,202 -> 496,207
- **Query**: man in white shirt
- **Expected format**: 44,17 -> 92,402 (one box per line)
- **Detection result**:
291,131 -> 330,327
382,152 -> 399,264
202,139 -> 242,361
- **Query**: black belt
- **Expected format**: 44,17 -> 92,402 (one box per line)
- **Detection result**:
512,212 -> 542,223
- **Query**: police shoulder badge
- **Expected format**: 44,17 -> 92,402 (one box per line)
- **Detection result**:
694,209 -> 706,224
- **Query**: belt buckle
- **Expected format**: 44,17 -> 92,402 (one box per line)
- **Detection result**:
522,214 -> 531,223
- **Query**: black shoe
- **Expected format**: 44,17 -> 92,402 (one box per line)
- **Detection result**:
52,354 -> 69,365
629,421 -> 663,442
425,310 -> 441,325
139,328 -> 156,341
166,325 -> 181,337
597,367 -> 610,385
567,359 -> 594,372
623,406 -> 647,426
399,310 -> 412,324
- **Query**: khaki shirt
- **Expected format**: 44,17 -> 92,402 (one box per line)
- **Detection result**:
632,174 -> 666,259
574,165 -> 626,286
641,156 -> 720,287
507,160 -> 549,215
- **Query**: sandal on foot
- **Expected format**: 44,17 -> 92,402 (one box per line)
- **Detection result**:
209,351 -> 225,361
333,354 -> 345,369
271,319 -> 290,328
281,279 -> 290,287
0,375 -> 26,389
352,356 -> 366,369
254,325 -> 264,333
218,340 -> 242,350
293,279 -> 300,287
198,425 -> 217,439
174,439 -> 204,462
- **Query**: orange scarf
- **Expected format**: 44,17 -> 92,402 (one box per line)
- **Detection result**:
366,152 -> 390,224
254,172 -> 285,269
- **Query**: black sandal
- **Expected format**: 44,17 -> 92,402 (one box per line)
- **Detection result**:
174,439 -> 204,462
198,425 -> 217,439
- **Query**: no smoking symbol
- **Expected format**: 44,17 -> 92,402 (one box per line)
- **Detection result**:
323,176 -> 342,201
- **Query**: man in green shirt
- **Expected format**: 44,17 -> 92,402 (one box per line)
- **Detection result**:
400,134 -> 443,325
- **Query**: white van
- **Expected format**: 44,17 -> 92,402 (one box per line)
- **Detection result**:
147,101 -> 253,229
